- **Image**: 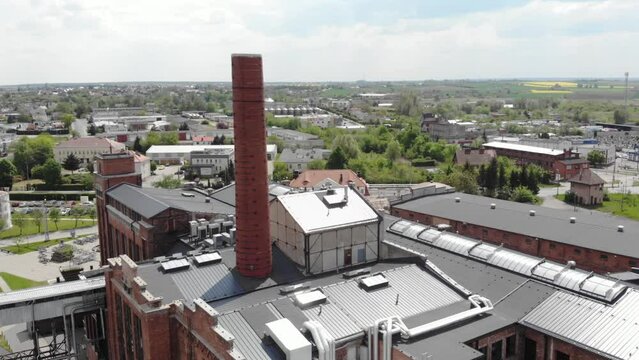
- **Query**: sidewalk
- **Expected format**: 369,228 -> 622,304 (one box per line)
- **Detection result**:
0,276 -> 10,292
0,225 -> 98,247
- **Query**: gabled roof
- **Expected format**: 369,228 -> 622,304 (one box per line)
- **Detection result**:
454,149 -> 497,166
483,141 -> 565,156
289,169 -> 366,189
569,168 -> 605,185
56,136 -> 125,149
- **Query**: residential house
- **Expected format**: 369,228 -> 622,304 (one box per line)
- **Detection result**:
289,169 -> 368,194
453,148 -> 497,167
55,137 -> 126,166
568,168 -> 605,206
279,148 -> 330,172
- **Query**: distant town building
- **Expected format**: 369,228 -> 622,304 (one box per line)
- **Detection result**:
192,135 -> 214,145
553,158 -> 590,180
55,137 -> 126,166
421,113 -> 477,142
483,141 -> 579,177
290,169 -> 368,194
279,148 -> 330,172
146,144 -> 276,178
267,127 -> 324,148
129,151 -> 151,180
453,148 -> 497,167
568,168 -> 605,206
190,148 -> 235,177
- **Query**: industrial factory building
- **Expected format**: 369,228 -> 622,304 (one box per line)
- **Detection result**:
2,54 -> 639,360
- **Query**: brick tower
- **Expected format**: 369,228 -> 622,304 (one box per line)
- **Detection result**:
232,54 -> 272,278
94,152 -> 141,265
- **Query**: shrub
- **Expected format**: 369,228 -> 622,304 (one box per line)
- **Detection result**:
511,186 -> 535,203
411,158 -> 436,167
51,244 -> 74,262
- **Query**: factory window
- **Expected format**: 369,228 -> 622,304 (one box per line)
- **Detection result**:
574,248 -> 581,255
600,254 -> 608,261
115,294 -> 126,360
134,315 -> 144,360
477,346 -> 487,360
524,338 -> 537,360
630,260 -> 637,267
555,351 -> 570,360
491,340 -> 503,360
124,305 -> 133,359
549,243 -> 556,249
506,335 -> 516,357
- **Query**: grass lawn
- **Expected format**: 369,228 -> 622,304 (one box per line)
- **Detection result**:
11,179 -> 45,191
1,234 -> 91,255
555,193 -> 639,221
0,219 -> 94,239
0,272 -> 46,291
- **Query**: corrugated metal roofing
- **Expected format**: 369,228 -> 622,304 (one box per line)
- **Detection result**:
320,265 -> 463,328
217,312 -> 283,360
170,262 -> 245,302
521,290 -> 639,360
302,302 -> 362,340
483,141 -> 564,155
277,188 -> 379,233
393,192 -> 639,257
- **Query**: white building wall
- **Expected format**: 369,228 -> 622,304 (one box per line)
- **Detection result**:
0,192 -> 12,229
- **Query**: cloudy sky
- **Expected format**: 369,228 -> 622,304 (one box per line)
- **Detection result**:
0,0 -> 637,84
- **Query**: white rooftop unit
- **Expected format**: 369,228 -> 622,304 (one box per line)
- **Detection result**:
160,258 -> 190,272
264,318 -> 312,360
193,252 -> 222,266
293,289 -> 327,309
359,274 -> 389,290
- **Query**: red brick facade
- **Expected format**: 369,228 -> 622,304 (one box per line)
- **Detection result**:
553,159 -> 589,181
105,255 -> 242,360
390,208 -> 638,273
483,145 -> 577,175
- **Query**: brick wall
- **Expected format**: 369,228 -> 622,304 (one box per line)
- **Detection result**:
522,327 -> 608,360
390,208 -> 638,273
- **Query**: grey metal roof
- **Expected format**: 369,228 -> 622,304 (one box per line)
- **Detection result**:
0,277 -> 105,307
277,188 -> 379,233
217,311 -> 284,360
521,290 -> 639,360
278,148 -> 329,164
393,192 -> 639,258
107,184 -> 235,218
385,216 -> 627,303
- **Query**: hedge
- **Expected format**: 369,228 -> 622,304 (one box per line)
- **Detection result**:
411,158 -> 436,167
8,192 -> 96,201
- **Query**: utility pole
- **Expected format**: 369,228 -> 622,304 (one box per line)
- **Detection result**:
43,197 -> 49,242
625,72 -> 630,111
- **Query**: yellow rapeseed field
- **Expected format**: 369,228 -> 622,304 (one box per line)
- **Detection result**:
530,89 -> 573,94
523,81 -> 578,88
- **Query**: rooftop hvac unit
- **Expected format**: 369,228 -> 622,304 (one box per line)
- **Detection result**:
208,223 -> 221,235
293,289 -> 327,309
189,221 -> 199,237
229,228 -> 236,244
193,252 -> 222,266
160,259 -> 190,272
359,274 -> 389,291
221,232 -> 231,244
264,318 -> 311,360
198,218 -> 208,225
222,220 -> 234,232
203,238 -> 215,248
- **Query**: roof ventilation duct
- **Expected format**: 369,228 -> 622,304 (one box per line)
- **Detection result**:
529,210 -> 536,216
570,217 -> 576,224
618,225 -> 625,232
454,197 -> 461,203
359,274 -> 389,291
490,203 -> 496,210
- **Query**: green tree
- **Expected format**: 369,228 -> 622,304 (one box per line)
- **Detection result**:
397,91 -> 420,116
485,157 -> 499,194
13,135 -> 55,178
49,208 -> 61,231
307,159 -> 327,170
267,136 -> 285,153
150,161 -> 157,173
71,208 -> 83,228
614,109 -> 628,124
384,140 -> 401,162
133,136 -> 144,153
87,207 -> 97,225
272,161 -> 292,181
511,186 -> 535,203
153,175 -> 182,189
327,147 -> 348,169
32,159 -> 62,189
0,159 -> 17,189
332,134 -> 360,159
88,124 -> 96,136
12,213 -> 26,236
498,162 -> 507,190
62,153 -> 80,173
30,209 -> 44,233
587,150 -> 606,167
60,113 -> 75,129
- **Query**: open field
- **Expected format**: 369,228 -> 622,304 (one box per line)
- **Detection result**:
0,219 -> 94,239
530,89 -> 573,94
524,81 -> 578,88
11,179 -> 45,191
0,272 -> 46,291
1,234 -> 92,254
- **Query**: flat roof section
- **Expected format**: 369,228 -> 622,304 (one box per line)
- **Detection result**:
483,141 -> 565,156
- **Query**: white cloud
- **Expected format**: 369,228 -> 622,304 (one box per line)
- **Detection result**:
0,0 -> 637,84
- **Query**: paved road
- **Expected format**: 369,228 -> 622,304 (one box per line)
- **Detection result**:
538,183 -> 574,210
0,225 -> 98,247
142,164 -> 184,188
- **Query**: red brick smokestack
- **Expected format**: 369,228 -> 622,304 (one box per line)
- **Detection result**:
232,54 -> 272,278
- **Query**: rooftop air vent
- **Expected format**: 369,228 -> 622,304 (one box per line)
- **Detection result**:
570,217 -> 576,224
618,225 -> 624,233
490,203 -> 496,210
193,252 -> 222,266
454,197 -> 461,203
280,283 -> 310,295
326,188 -> 336,195
160,258 -> 190,272
293,289 -> 327,309
264,319 -> 311,359
359,274 -> 389,291
343,267 -> 371,279
529,210 -> 536,216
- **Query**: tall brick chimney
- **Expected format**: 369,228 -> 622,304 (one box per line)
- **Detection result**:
232,54 -> 272,278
